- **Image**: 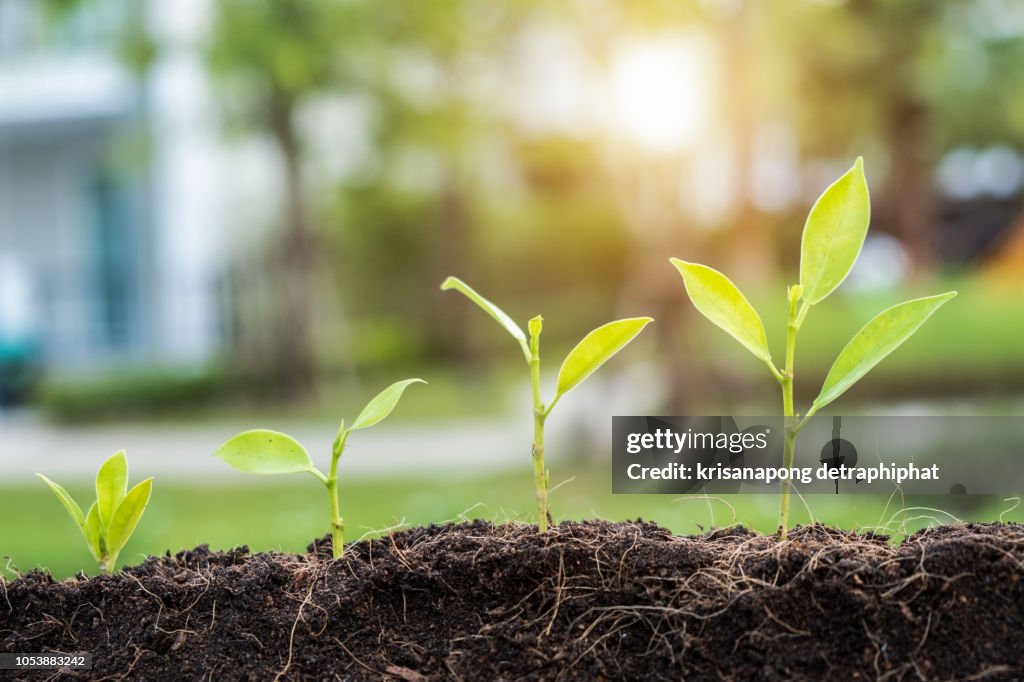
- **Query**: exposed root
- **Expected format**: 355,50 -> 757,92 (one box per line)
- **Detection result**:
273,572 -> 319,682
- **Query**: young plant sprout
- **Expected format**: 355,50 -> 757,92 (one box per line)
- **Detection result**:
214,378 -> 424,558
37,450 -> 154,575
442,276 -> 652,532
671,158 -> 955,538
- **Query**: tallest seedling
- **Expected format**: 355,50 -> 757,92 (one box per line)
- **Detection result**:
442,277 -> 652,531
672,158 -> 955,537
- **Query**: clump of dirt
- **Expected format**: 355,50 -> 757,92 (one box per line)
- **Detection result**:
3,520 -> 1024,680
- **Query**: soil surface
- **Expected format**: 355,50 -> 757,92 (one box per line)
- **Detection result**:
2,520 -> 1024,680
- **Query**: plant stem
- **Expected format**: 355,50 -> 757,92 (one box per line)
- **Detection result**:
97,534 -> 112,575
325,478 -> 344,558
533,409 -> 548,533
326,431 -> 348,558
529,329 -> 549,533
778,424 -> 796,538
778,292 -> 805,539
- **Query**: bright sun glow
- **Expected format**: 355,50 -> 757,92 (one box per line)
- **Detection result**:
608,34 -> 714,155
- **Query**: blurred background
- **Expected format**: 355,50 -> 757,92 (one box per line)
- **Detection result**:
1,0 -> 1023,577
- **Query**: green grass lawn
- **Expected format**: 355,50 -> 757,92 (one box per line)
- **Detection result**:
4,465 -> 1021,579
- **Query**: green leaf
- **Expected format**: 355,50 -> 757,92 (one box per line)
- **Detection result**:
350,378 -> 426,430
36,474 -> 85,528
556,317 -> 653,398
812,292 -> 957,412
105,478 -> 153,560
95,450 -> 128,529
441,276 -> 530,361
214,430 -> 315,474
671,259 -> 772,364
799,157 -> 871,305
84,502 -> 103,561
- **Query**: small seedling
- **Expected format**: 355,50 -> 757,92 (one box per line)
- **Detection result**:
442,276 -> 652,532
214,379 -> 424,558
672,158 -> 955,538
37,451 -> 154,575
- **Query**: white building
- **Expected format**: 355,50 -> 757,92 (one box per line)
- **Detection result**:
0,0 -> 231,375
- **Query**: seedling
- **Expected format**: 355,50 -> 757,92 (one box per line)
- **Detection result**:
442,276 -> 652,532
672,158 -> 955,538
214,379 -> 424,558
37,451 -> 154,575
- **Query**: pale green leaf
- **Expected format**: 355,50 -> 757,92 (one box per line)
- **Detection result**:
106,478 -> 153,559
351,378 -> 426,430
214,430 -> 315,474
95,450 -> 128,529
556,317 -> 653,397
441,276 -> 530,360
812,292 -> 957,412
671,259 -> 772,364
36,474 -> 85,528
799,157 -> 871,304
84,502 -> 103,561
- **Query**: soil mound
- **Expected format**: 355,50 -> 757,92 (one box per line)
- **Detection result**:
3,520 -> 1024,680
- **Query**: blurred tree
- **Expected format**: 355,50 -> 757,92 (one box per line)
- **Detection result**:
324,1 -> 537,364
206,0 -> 369,397
926,4 -> 1024,148
566,1 -> 713,412
715,1 -> 775,282
768,0 -> 968,275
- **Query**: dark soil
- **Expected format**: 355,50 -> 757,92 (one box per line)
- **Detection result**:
3,520 -> 1024,680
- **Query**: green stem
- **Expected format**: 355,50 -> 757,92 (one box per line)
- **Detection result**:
97,534 -> 112,575
530,330 -> 549,533
533,409 -> 548,533
325,478 -> 344,558
778,422 -> 796,538
542,393 -> 561,418
778,294 -> 806,539
796,406 -> 818,434
325,431 -> 348,558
